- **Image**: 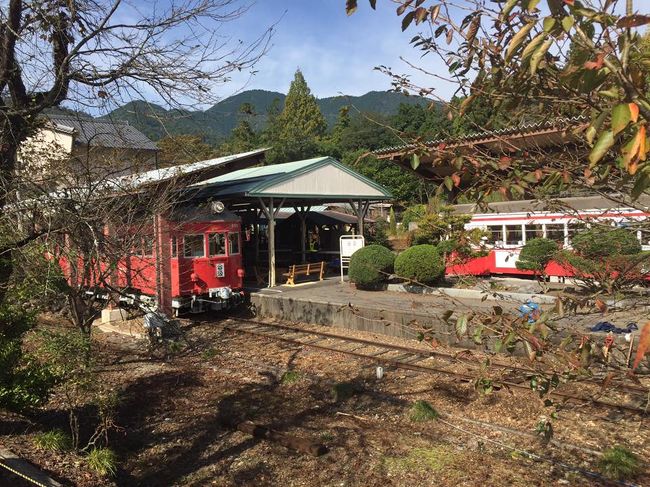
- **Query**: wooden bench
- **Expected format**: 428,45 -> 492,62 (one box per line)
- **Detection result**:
283,261 -> 326,286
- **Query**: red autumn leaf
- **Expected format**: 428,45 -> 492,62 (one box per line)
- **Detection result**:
632,321 -> 650,370
594,298 -> 607,313
563,0 -> 575,4
584,52 -> 605,70
534,169 -> 543,181
617,15 -> 650,29
451,173 -> 461,187
438,143 -> 447,151
498,156 -> 512,170
629,103 -> 640,123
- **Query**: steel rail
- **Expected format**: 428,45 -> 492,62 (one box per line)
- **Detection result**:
220,319 -> 649,414
226,318 -> 650,396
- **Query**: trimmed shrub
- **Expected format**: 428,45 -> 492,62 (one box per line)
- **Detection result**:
516,238 -> 558,272
348,245 -> 395,289
572,227 -> 641,259
395,245 -> 445,286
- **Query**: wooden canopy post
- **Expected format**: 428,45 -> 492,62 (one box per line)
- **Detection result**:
350,199 -> 371,237
293,205 -> 311,264
258,197 -> 285,287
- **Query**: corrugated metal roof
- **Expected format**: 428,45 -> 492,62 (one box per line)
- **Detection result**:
105,148 -> 268,190
373,116 -> 588,156
47,115 -> 158,151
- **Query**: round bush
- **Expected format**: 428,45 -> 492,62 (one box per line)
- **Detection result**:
394,244 -> 445,285
572,227 -> 641,259
348,244 -> 395,289
516,238 -> 558,272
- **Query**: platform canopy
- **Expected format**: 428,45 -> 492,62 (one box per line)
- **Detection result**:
188,156 -> 392,287
189,156 -> 391,203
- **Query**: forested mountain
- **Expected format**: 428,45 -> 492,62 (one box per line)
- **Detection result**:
101,90 -> 429,143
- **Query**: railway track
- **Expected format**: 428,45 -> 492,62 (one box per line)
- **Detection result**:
220,318 -> 650,414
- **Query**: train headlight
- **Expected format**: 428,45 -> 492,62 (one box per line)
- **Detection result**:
218,287 -> 232,300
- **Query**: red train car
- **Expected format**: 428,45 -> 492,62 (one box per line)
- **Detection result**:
446,196 -> 650,279
61,204 -> 245,316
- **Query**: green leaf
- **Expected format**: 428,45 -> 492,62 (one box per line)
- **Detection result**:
527,0 -> 541,11
443,176 -> 454,191
494,339 -> 503,353
411,153 -> 421,170
586,111 -> 607,145
611,103 -> 632,136
542,16 -> 556,32
505,22 -> 535,61
631,168 -> 650,199
521,33 -> 547,61
588,130 -> 615,166
529,38 -> 553,75
455,315 -> 468,338
561,15 -> 575,32
501,0 -> 519,20
472,325 -> 484,345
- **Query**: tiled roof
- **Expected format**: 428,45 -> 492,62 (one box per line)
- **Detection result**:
47,115 -> 158,151
373,116 -> 589,156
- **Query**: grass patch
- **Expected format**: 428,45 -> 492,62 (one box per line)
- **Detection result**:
319,431 -> 334,442
86,447 -> 118,477
384,446 -> 458,474
33,429 -> 72,452
598,446 -> 641,481
201,347 -> 218,360
280,370 -> 301,384
409,400 -> 439,422
330,381 -> 356,402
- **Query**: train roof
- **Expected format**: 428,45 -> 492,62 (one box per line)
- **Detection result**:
451,195 -> 650,215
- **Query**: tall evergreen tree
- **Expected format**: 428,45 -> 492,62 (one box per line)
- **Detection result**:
266,70 -> 327,164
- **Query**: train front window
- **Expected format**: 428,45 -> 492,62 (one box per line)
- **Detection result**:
525,224 -> 543,242
184,234 -> 205,258
228,232 -> 240,255
208,233 -> 226,256
505,225 -> 523,246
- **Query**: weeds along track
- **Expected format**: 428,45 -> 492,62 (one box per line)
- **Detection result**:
218,318 -> 650,415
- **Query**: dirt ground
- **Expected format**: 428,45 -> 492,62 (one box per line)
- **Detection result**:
1,316 -> 649,487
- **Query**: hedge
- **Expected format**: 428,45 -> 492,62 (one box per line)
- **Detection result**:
348,245 -> 395,289
394,244 -> 445,285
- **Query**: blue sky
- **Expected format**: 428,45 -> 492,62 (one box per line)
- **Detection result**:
212,0 -> 456,101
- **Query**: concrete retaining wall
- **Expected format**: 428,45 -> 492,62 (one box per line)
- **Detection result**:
250,292 -> 451,342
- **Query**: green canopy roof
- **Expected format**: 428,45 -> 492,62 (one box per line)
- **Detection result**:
189,156 -> 392,201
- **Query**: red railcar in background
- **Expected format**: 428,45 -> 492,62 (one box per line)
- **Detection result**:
445,196 -> 650,279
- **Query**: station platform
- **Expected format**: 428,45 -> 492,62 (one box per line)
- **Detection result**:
249,277 -> 503,345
